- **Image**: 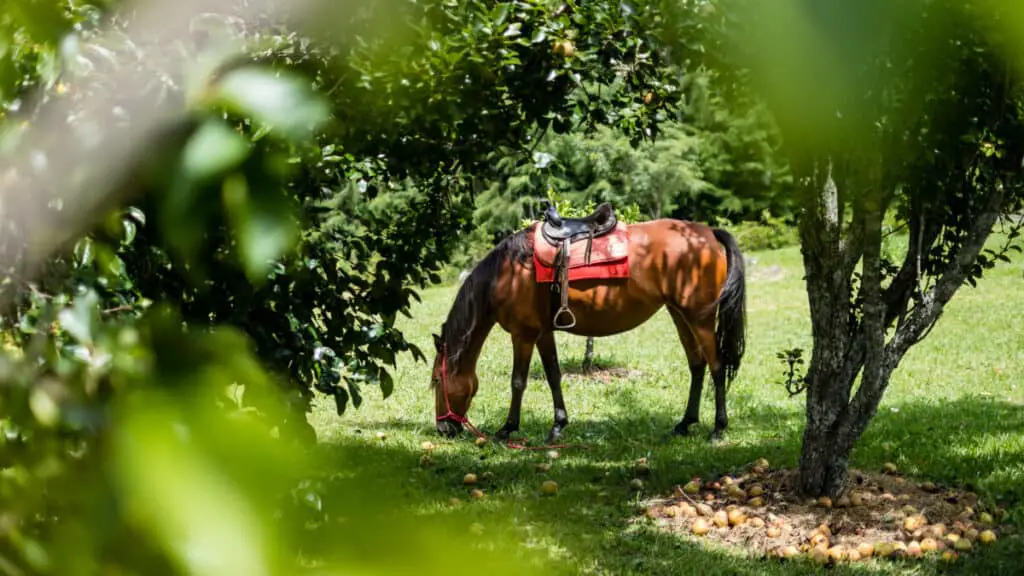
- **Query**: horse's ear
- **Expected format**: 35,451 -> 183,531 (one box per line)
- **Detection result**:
432,333 -> 442,351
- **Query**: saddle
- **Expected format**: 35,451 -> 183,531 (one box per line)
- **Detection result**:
539,203 -> 618,330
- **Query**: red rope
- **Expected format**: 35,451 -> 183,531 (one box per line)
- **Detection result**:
436,343 -> 585,451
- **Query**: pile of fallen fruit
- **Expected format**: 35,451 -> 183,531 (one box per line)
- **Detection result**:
640,458 -> 1013,564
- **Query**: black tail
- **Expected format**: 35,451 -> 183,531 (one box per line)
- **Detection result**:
712,228 -> 747,385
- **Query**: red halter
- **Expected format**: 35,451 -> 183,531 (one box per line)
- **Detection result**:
435,342 -> 579,451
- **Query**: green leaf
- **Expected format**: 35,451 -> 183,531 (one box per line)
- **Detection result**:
122,218 -> 137,245
182,119 -> 251,182
380,369 -> 394,399
213,66 -> 330,141
222,173 -> 298,282
73,238 -> 94,268
57,290 -> 100,345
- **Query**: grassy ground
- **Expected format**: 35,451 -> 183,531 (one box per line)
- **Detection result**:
309,238 -> 1024,575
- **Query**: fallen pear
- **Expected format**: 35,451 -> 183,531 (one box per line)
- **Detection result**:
921,481 -> 938,493
375,431 -> 387,440
882,462 -> 898,474
847,549 -> 862,562
691,518 -> 711,536
979,511 -> 994,525
727,485 -> 746,500
727,509 -> 746,527
816,496 -> 833,508
481,471 -> 494,482
713,510 -> 729,528
540,480 -> 558,496
748,497 -> 765,507
901,504 -> 919,516
766,526 -> 782,538
419,454 -> 434,468
463,473 -> 478,485
634,461 -> 651,476
749,517 -> 765,528
546,450 -> 559,459
921,538 -> 939,553
850,492 -> 864,507
475,436 -> 488,447
754,457 -> 770,469
748,484 -> 764,497
449,497 -> 463,507
682,480 -> 700,495
779,546 -> 799,559
827,546 -> 846,562
904,515 -> 927,532
836,495 -> 851,508
469,488 -> 485,500
809,546 -> 829,564
535,463 -> 551,473
941,550 -> 958,562
679,504 -> 698,518
979,530 -> 997,544
629,478 -> 644,491
964,528 -> 979,542
857,542 -> 875,558
906,541 -> 923,558
809,533 -> 830,548
696,503 -> 714,517
954,538 -> 972,552
421,441 -> 436,451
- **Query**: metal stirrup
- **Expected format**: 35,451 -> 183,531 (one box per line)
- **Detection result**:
553,238 -> 577,329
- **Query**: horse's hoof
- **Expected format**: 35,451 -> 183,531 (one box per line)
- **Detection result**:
494,428 -> 514,442
707,430 -> 726,445
672,421 -> 696,437
545,429 -> 563,445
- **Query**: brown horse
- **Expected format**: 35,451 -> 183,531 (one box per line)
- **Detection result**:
428,217 -> 747,444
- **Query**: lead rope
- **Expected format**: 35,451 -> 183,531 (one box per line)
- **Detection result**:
436,343 -> 583,451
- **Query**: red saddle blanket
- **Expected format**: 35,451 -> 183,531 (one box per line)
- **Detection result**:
532,222 -> 631,283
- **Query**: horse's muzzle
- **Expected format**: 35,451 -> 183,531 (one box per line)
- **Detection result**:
436,419 -> 463,438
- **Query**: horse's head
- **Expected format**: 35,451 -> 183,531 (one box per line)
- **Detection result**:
431,332 -> 478,437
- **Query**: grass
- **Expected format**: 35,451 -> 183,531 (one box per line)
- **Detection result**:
308,237 -> 1024,575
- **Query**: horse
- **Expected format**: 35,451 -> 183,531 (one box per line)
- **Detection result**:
427,210 -> 747,445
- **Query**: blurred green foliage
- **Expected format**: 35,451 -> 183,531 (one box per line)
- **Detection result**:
0,0 -> 694,573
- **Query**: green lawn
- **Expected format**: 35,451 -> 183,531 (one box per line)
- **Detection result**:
308,239 -> 1024,575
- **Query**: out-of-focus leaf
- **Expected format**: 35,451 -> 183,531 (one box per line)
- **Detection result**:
212,66 -> 330,141
182,118 -> 252,182
221,173 -> 298,282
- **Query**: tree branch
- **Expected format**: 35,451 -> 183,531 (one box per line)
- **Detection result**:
885,186 -> 1005,366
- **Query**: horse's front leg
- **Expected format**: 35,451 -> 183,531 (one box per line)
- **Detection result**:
495,333 -> 536,441
536,331 -> 569,444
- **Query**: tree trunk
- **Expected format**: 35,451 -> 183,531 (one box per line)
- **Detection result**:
794,153 -> 1005,498
582,336 -> 595,372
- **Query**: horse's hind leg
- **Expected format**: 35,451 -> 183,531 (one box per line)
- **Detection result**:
536,331 -> 569,443
668,308 -> 708,436
686,314 -> 729,442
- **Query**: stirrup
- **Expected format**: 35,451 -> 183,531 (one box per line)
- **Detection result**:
553,306 -> 576,329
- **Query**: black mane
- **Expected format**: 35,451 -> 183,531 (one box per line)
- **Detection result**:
432,226 -> 534,386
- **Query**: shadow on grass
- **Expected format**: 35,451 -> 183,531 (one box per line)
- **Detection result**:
307,394 -> 1024,575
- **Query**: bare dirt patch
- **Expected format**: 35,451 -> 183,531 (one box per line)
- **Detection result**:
564,367 -> 643,384
638,461 -> 1014,565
